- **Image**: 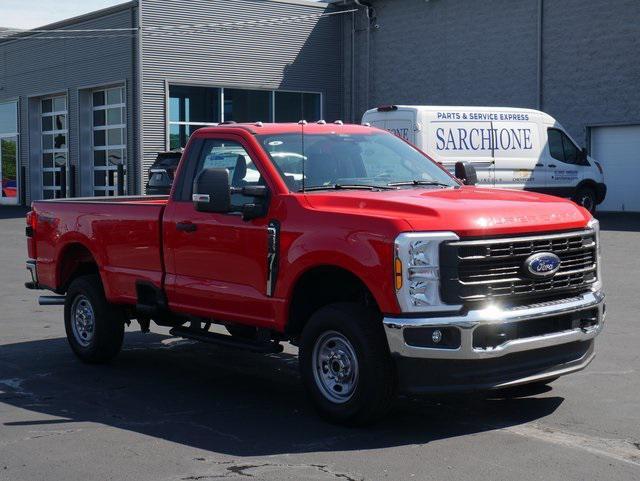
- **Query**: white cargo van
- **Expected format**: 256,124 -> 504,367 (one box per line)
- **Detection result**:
362,105 -> 606,212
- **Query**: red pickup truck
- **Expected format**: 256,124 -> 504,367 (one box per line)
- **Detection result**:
25,122 -> 605,425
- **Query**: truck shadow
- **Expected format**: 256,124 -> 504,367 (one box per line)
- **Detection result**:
0,332 -> 563,455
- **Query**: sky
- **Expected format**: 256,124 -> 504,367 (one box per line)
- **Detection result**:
1,0 -> 322,30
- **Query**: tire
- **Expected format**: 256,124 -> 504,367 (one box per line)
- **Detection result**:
226,324 -> 258,340
64,274 -> 125,364
574,186 -> 597,214
299,302 -> 396,426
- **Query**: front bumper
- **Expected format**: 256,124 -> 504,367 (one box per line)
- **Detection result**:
384,290 -> 605,392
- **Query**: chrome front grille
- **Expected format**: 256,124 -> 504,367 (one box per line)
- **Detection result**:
441,229 -> 598,303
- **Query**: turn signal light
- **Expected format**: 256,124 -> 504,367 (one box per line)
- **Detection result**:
394,258 -> 403,290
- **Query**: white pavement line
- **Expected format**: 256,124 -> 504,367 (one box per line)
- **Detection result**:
505,423 -> 640,467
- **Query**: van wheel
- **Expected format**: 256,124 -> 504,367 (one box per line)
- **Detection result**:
574,187 -> 596,213
299,303 -> 396,426
64,275 -> 125,364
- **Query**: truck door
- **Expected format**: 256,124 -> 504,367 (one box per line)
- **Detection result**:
163,135 -> 275,328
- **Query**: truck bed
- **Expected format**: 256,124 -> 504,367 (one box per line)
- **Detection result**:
32,196 -> 169,304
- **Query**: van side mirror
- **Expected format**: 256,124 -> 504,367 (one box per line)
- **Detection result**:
193,168 -> 231,213
579,147 -> 588,163
455,161 -> 478,186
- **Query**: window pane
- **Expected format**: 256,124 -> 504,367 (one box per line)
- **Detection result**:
41,99 -> 53,113
53,152 -> 67,167
1,138 -> 18,198
43,153 -> 53,168
107,128 -> 123,146
107,149 -> 124,165
107,108 -> 122,126
224,89 -> 271,123
93,109 -> 106,127
548,129 -> 564,162
41,116 -> 53,132
302,93 -> 321,121
106,88 -> 121,105
94,170 -> 106,186
562,133 -> 579,164
169,85 -> 220,124
94,130 -> 106,147
54,133 -> 66,149
169,124 -> 181,150
42,134 -> 53,150
0,101 -> 18,134
53,97 -> 66,112
54,114 -> 66,131
93,91 -> 105,107
94,150 -> 106,166
275,92 -> 303,122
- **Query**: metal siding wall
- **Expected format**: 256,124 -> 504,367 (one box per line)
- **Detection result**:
140,0 -> 343,186
348,0 -> 640,146
350,0 -> 538,117
542,0 -> 640,145
0,7 -> 135,203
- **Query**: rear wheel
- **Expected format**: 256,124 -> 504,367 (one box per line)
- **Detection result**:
64,275 -> 125,363
299,303 -> 396,426
574,186 -> 597,213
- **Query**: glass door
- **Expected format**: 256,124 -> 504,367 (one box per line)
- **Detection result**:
41,96 -> 68,199
0,100 -> 19,205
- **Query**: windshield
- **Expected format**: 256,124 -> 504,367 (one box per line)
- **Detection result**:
257,132 -> 457,191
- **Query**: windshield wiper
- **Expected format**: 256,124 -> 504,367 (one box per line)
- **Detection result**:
299,184 -> 398,192
387,180 -> 453,188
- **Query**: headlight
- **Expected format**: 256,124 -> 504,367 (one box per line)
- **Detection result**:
588,218 -> 603,291
394,232 -> 460,313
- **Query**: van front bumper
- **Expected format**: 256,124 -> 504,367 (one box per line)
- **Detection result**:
383,290 -> 605,393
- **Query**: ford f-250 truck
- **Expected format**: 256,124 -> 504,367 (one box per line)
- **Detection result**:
25,122 -> 605,425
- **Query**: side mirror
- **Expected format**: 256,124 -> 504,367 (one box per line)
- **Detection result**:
455,161 -> 478,186
579,147 -> 588,163
193,168 -> 231,213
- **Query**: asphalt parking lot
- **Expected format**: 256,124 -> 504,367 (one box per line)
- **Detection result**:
0,206 -> 639,481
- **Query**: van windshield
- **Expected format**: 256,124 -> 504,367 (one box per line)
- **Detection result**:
257,132 -> 457,192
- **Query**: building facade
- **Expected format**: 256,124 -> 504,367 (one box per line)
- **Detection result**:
1,0 -> 638,211
339,0 -> 640,211
0,0 -> 343,203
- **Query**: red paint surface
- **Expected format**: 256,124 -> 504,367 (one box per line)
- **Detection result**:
28,123 -> 592,331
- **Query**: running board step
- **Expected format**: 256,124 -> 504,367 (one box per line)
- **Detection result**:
169,327 -> 283,354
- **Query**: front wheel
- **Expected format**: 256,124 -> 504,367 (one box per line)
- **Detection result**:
574,186 -> 597,213
299,303 -> 396,426
64,275 -> 125,363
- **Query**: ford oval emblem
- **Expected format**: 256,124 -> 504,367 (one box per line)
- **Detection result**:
524,252 -> 561,278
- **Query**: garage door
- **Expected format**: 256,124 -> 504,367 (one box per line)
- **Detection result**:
591,125 -> 640,212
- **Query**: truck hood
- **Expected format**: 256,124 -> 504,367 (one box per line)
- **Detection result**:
303,186 -> 591,237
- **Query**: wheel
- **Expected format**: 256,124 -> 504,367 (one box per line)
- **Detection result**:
64,274 -> 125,363
299,303 -> 396,426
226,324 -> 258,340
574,186 -> 597,213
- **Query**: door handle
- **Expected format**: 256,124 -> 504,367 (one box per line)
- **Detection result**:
535,163 -> 544,167
548,164 -> 557,168
176,221 -> 197,233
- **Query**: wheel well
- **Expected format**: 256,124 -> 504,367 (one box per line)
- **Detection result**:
57,243 -> 99,293
576,179 -> 597,194
286,266 -> 379,337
